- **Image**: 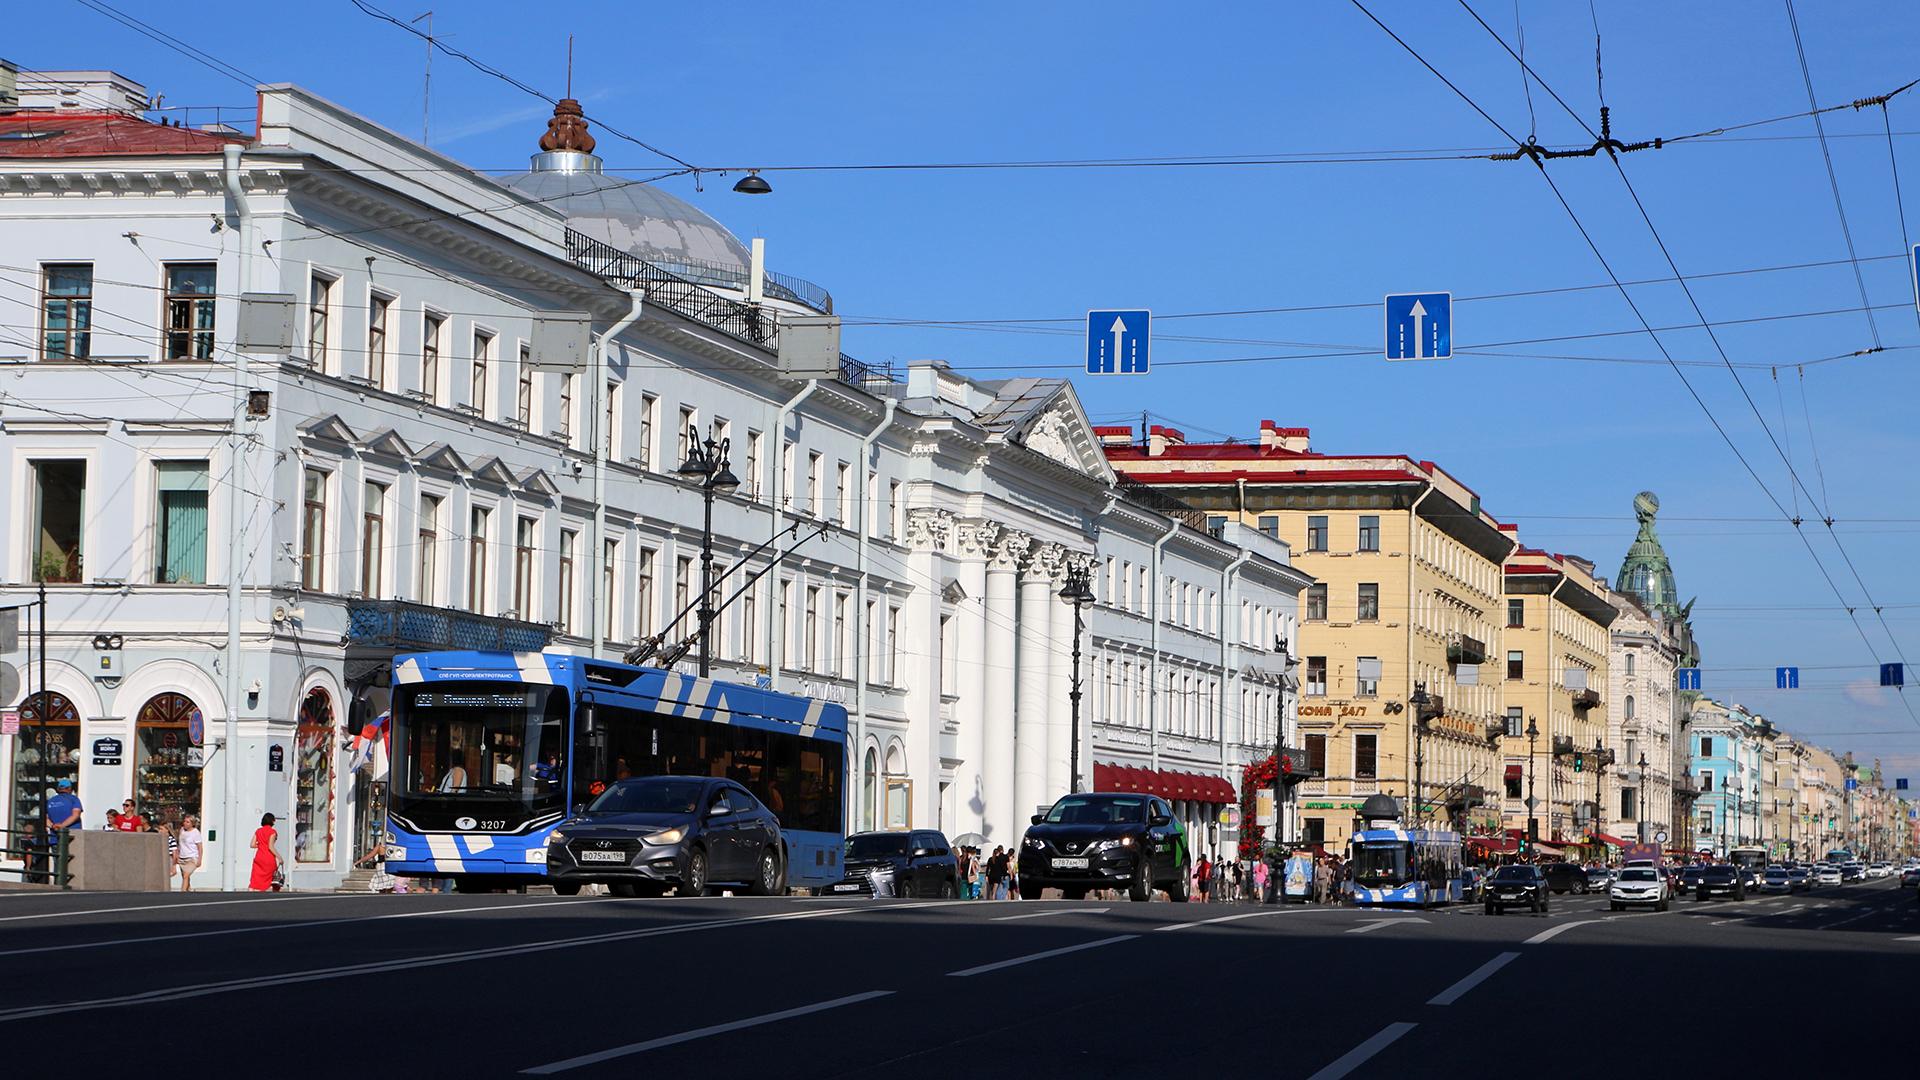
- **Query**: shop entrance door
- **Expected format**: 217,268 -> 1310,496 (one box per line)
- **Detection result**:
135,693 -> 204,826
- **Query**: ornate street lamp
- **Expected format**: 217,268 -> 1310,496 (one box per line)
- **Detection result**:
1409,682 -> 1431,829
1057,561 -> 1095,794
677,422 -> 740,677
1637,752 -> 1650,845
1526,716 -> 1540,847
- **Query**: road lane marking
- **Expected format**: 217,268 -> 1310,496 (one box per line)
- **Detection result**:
1427,952 -> 1520,1006
0,896 -> 590,958
947,934 -> 1137,977
1523,919 -> 1604,945
0,902 -> 946,1023
1307,1022 -> 1418,1080
520,990 -> 895,1074
1155,908 -> 1325,932
993,907 -> 1110,922
0,893 -> 354,925
1347,917 -> 1429,935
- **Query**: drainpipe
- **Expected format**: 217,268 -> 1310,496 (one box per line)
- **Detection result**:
589,291 -> 644,660
1220,544 -> 1253,784
847,397 -> 896,829
1405,484 -> 1434,820
1147,514 -> 1179,772
219,144 -> 250,892
767,379 -> 821,687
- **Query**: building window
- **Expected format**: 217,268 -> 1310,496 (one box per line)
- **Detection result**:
742,586 -> 758,663
1621,786 -> 1637,821
559,373 -> 576,442
1626,737 -> 1638,765
513,517 -> 536,617
154,462 -> 209,584
1356,583 -> 1379,621
1624,652 -> 1635,676
1305,733 -> 1327,775
888,480 -> 902,539
834,592 -> 851,677
360,481 -> 387,597
636,548 -> 656,638
1624,695 -> 1636,721
307,273 -> 334,368
1356,656 -> 1379,697
888,605 -> 902,684
300,469 -> 328,591
638,394 -> 658,471
604,381 -> 620,459
1305,656 -> 1327,696
467,506 -> 491,613
558,529 -> 577,634
368,293 -> 392,388
421,312 -> 444,403
1507,598 -> 1525,628
1507,651 -> 1524,680
1700,737 -> 1714,758
807,452 -> 823,517
1357,515 -> 1379,552
745,430 -> 763,501
1258,514 -> 1280,539
1505,707 -> 1524,738
805,586 -> 821,671
416,494 -> 441,605
1699,811 -> 1715,836
516,344 -> 533,428
470,330 -> 492,416
679,406 -> 697,466
1306,515 -> 1328,552
604,541 -> 623,640
40,264 -> 92,361
674,556 -> 693,637
836,462 -> 851,525
163,263 -> 217,360
1355,734 -> 1378,780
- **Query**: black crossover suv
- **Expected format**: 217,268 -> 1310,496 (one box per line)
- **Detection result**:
1016,792 -> 1190,902
545,775 -> 786,897
1483,864 -> 1550,914
829,831 -> 959,897
1694,864 -> 1747,901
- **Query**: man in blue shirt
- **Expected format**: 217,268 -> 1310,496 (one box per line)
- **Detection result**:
45,778 -> 83,851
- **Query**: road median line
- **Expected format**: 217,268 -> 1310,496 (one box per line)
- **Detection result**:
947,934 -> 1137,976
520,990 -> 895,1074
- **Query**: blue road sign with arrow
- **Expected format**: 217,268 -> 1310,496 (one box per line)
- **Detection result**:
1086,310 -> 1150,375
1677,668 -> 1702,691
1385,292 -> 1451,360
1881,662 -> 1904,687
1776,666 -> 1799,689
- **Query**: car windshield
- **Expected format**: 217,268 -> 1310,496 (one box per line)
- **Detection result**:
1491,866 -> 1534,882
1043,796 -> 1148,825
1703,866 -> 1736,880
585,778 -> 704,815
1619,869 -> 1659,882
844,834 -> 912,859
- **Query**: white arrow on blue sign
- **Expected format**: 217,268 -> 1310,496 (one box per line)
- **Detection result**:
1776,666 -> 1799,689
1385,292 -> 1451,360
1677,668 -> 1702,691
1086,310 -> 1150,375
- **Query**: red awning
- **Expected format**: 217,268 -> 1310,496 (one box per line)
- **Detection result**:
1128,766 -> 1152,794
1093,762 -> 1116,792
1140,769 -> 1163,797
1214,775 -> 1238,803
1468,836 -> 1520,853
1504,764 -> 1524,780
1593,832 -> 1629,848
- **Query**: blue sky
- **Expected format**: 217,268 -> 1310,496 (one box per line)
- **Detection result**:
17,1 -> 1920,792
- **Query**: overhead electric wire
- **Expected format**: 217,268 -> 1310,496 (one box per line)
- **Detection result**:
1351,0 -> 1920,731
70,0 -> 263,89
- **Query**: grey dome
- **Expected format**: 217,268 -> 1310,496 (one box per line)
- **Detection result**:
501,159 -> 751,273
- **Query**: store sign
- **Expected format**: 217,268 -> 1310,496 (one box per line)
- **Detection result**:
1299,704 -> 1370,718
1304,801 -> 1365,811
186,747 -> 205,769
91,737 -> 123,766
268,744 -> 285,773
1430,713 -> 1481,739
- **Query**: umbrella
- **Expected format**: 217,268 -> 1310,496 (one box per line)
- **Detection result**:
951,832 -> 990,849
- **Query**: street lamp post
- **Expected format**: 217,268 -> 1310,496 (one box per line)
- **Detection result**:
1593,737 -> 1608,856
1057,563 -> 1095,795
1526,716 -> 1540,848
676,422 -> 740,678
1271,634 -> 1296,904
1410,682 -> 1430,829
1637,752 -> 1649,845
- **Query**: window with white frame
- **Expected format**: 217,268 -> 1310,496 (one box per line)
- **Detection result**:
470,329 -> 493,416
421,311 -> 445,403
307,272 -> 335,369
636,548 -> 656,638
516,343 -> 533,428
467,506 -> 490,614
360,481 -> 387,598
638,394 -> 658,471
416,494 -> 441,605
40,264 -> 92,361
368,293 -> 393,388
301,469 -> 328,591
558,529 -> 577,634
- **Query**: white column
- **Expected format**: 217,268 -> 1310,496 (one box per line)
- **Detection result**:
982,532 -> 1026,844
955,520 -> 998,836
1014,541 -> 1055,835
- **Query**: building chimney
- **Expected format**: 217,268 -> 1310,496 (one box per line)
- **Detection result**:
1092,425 -> 1135,448
1259,421 -> 1310,453
1147,424 -> 1185,456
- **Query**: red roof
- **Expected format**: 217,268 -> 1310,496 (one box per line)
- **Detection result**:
0,111 -> 248,158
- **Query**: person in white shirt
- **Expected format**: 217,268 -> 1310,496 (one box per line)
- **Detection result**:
176,815 -> 205,892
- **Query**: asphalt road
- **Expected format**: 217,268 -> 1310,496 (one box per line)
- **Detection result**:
3,877 -> 1916,1078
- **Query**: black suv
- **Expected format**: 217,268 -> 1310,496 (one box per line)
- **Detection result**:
829,831 -> 959,897
1542,862 -> 1591,895
1695,864 -> 1746,901
1484,865 -> 1550,914
1017,792 -> 1190,901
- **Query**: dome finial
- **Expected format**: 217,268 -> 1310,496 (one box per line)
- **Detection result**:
539,97 -> 596,155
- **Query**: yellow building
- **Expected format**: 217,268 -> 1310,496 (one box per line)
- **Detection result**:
1500,545 -> 1617,850
1104,422 -> 1516,849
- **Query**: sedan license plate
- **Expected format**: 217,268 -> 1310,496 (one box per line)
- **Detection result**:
1051,857 -> 1090,870
833,883 -> 862,892
578,850 -> 627,864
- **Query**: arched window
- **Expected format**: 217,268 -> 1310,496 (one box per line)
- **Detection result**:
12,692 -> 81,828
1624,695 -> 1636,721
294,688 -> 336,864
861,747 -> 878,832
1625,653 -> 1635,676
136,692 -> 205,826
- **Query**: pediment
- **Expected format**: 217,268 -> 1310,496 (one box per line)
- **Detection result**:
414,442 -> 468,476
298,413 -> 357,445
516,467 -> 562,498
1011,390 -> 1115,483
469,456 -> 518,488
358,427 -> 415,460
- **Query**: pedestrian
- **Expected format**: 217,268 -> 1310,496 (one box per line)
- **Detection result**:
155,819 -> 178,882
115,799 -> 147,832
176,814 -> 205,891
103,808 -> 120,830
1195,853 -> 1212,903
248,812 -> 284,891
1229,859 -> 1243,903
20,821 -> 49,885
1314,856 -> 1331,905
45,778 -> 82,853
1253,857 -> 1269,904
967,848 -> 982,899
987,846 -> 1009,900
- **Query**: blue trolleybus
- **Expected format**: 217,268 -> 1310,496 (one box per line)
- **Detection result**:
383,651 -> 848,891
1348,826 -> 1465,907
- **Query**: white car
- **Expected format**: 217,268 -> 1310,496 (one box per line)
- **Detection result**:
1815,864 -> 1844,886
1867,863 -> 1893,879
1609,866 -> 1671,911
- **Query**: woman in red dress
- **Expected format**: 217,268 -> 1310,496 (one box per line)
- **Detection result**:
248,812 -> 283,891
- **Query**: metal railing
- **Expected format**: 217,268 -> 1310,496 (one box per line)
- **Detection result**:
642,255 -> 834,315
1,828 -> 73,889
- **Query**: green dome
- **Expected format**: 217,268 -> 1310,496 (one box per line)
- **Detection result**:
1617,490 -> 1680,618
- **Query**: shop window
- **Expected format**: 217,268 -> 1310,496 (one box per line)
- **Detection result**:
135,692 -> 204,827
12,691 -> 81,834
155,462 -> 210,584
294,688 -> 335,863
1301,817 -> 1325,846
32,460 -> 86,583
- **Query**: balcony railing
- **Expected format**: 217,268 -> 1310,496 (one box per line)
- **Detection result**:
642,255 -> 834,315
346,599 -> 551,653
1551,734 -> 1576,757
1572,688 -> 1602,712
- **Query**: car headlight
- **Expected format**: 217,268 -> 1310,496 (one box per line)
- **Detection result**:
546,831 -> 568,847
643,827 -> 686,846
1023,838 -> 1045,851
1094,837 -> 1135,852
